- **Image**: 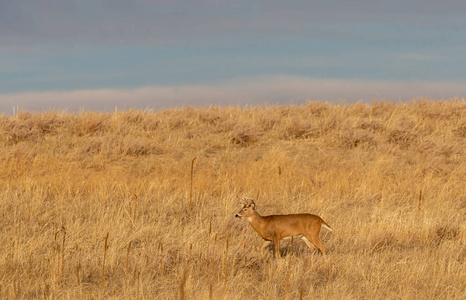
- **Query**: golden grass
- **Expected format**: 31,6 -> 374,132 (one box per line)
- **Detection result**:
0,99 -> 465,299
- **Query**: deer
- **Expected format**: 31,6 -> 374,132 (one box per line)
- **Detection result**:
235,197 -> 332,260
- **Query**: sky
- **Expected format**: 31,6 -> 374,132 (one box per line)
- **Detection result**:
1,0 -> 466,113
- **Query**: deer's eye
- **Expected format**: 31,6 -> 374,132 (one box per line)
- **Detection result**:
243,209 -> 247,212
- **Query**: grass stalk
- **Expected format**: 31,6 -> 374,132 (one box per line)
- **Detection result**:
178,266 -> 188,300
60,226 -> 66,287
418,190 -> 423,212
285,236 -> 294,300
125,241 -> 132,284
101,232 -> 109,298
221,239 -> 229,299
190,157 -> 197,209
137,271 -> 141,300
159,242 -> 164,279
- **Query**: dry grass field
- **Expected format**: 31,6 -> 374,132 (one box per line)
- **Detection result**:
0,99 -> 465,299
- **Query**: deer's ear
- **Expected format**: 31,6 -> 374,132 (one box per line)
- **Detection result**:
250,202 -> 255,209
240,204 -> 245,208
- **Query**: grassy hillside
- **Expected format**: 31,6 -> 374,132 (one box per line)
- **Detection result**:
0,100 -> 465,299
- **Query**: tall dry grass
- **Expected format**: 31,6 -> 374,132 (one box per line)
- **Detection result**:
0,99 -> 465,299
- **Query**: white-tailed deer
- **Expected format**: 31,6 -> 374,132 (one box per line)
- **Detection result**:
235,197 -> 332,260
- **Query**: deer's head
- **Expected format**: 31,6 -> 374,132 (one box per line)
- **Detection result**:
235,196 -> 256,221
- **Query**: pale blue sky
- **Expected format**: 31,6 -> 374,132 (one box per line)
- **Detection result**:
1,0 -> 466,112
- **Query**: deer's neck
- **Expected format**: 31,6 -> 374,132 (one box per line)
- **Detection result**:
248,211 -> 268,238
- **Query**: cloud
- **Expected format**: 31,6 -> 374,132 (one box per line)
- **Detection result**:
2,0 -> 465,47
398,53 -> 440,61
1,76 -> 464,113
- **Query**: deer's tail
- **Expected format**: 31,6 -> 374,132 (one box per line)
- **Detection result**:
320,219 -> 333,232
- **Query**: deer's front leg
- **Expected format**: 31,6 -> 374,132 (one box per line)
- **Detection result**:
273,238 -> 280,260
260,240 -> 271,257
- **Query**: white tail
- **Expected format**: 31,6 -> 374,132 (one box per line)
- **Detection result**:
235,197 -> 332,260
321,223 -> 333,232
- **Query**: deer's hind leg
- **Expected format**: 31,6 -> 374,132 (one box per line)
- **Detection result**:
303,233 -> 326,258
302,236 -> 317,255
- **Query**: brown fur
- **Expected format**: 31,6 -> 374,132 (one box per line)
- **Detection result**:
236,201 -> 332,260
